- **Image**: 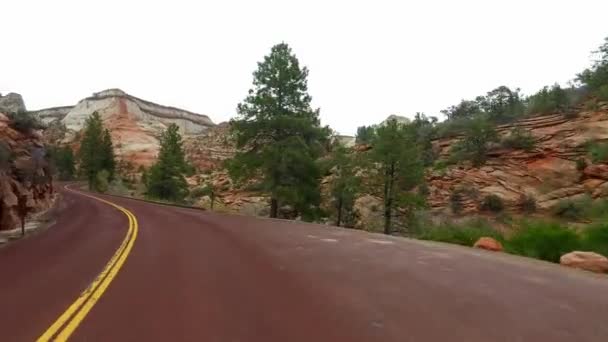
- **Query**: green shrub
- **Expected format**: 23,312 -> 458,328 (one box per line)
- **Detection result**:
450,190 -> 464,214
189,186 -> 209,198
480,194 -> 504,212
552,197 -> 591,221
517,194 -> 537,214
506,221 -> 581,262
6,111 -> 44,133
575,158 -> 588,171
580,224 -> 608,256
598,85 -> 608,101
588,142 -> 608,163
0,142 -> 11,171
501,128 -> 536,151
419,220 -> 503,247
94,169 -> 110,193
526,84 -> 569,115
584,100 -> 600,111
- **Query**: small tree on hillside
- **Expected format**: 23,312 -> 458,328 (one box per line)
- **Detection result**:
147,124 -> 189,202
355,125 -> 375,144
369,119 -> 424,234
577,36 -> 608,99
229,42 -> 329,221
450,117 -> 498,166
327,146 -> 360,227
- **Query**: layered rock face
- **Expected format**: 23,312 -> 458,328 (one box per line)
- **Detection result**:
37,89 -> 216,167
427,104 -> 608,215
0,113 -> 54,231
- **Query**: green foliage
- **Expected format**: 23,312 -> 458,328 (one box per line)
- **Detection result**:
229,43 -> 329,221
440,100 -> 480,120
576,158 -> 588,171
0,142 -> 11,171
450,117 -> 498,166
517,194 -> 537,214
190,183 -> 217,209
355,125 -> 375,144
501,127 -> 536,151
78,112 -> 115,190
411,113 -> 438,166
598,85 -> 608,101
552,196 -> 592,221
477,86 -> 525,123
419,219 -> 503,247
327,146 -> 360,227
369,118 -> 424,234
480,194 -> 504,213
526,84 -> 569,115
450,190 -> 464,214
49,145 -> 76,180
506,221 -> 580,263
584,99 -> 600,111
94,169 -> 110,193
577,37 -> 608,95
580,224 -> 608,256
6,111 -> 44,133
588,142 -> 608,163
146,124 -> 190,202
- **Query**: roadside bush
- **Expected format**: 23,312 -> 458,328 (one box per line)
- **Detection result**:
552,197 -> 591,221
6,111 -> 44,133
506,221 -> 581,263
419,220 -> 503,247
517,193 -> 537,214
480,194 -> 504,213
501,128 -> 536,151
94,169 -> 110,193
588,142 -> 608,163
189,186 -> 208,198
580,223 -> 608,256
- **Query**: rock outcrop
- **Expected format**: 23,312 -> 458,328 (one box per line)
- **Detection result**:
37,89 -> 216,167
0,113 -> 54,231
427,105 -> 608,215
560,251 -> 608,273
0,93 -> 26,113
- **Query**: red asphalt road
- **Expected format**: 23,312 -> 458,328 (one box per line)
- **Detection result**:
1,187 -> 607,341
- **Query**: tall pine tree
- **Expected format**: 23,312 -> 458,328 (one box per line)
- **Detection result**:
370,119 -> 424,234
229,43 -> 329,220
146,123 -> 189,202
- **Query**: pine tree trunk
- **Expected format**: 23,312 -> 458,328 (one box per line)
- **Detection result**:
270,198 -> 278,218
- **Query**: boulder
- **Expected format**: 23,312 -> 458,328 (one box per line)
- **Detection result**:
583,164 -> 608,180
560,251 -> 608,273
473,237 -> 503,252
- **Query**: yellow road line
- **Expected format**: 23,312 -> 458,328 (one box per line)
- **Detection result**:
37,187 -> 138,341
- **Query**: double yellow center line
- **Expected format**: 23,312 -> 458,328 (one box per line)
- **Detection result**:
37,188 -> 138,341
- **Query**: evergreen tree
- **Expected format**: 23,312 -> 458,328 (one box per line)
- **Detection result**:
369,119 -> 424,234
327,146 -> 360,227
355,125 -> 375,144
147,123 -> 189,202
79,112 -> 105,189
577,36 -> 608,96
100,129 -> 116,180
229,42 -> 329,220
50,145 -> 75,180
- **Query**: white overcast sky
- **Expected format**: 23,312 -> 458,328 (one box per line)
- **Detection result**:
2,0 -> 607,135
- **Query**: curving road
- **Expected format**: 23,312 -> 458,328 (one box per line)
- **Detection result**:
1,186 -> 607,341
